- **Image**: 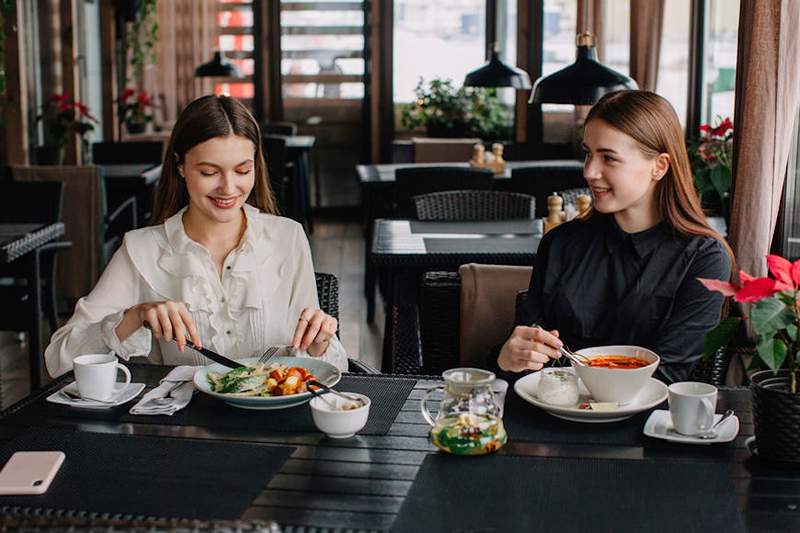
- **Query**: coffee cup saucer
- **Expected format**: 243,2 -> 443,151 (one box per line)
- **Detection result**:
643,409 -> 739,444
46,381 -> 145,409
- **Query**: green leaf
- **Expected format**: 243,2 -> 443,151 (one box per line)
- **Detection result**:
709,164 -> 732,200
703,317 -> 742,361
751,298 -> 795,337
788,324 -> 799,342
757,337 -> 788,371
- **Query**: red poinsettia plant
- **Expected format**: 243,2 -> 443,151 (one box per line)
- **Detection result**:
699,254 -> 800,393
689,116 -> 733,216
36,92 -> 97,148
118,87 -> 154,127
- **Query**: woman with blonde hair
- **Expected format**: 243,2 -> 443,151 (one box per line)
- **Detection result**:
46,95 -> 347,376
497,90 -> 733,383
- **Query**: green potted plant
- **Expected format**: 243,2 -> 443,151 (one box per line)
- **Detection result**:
35,92 -> 98,165
400,77 -> 513,141
700,254 -> 800,462
118,87 -> 154,134
688,117 -> 733,220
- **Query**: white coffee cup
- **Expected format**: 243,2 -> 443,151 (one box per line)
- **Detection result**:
73,354 -> 131,401
668,381 -> 717,436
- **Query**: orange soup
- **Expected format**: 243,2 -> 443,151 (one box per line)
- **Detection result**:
587,355 -> 650,369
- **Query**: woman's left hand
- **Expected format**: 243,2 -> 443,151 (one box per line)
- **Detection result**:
292,308 -> 338,357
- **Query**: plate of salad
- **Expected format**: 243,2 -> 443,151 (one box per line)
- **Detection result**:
193,356 -> 341,410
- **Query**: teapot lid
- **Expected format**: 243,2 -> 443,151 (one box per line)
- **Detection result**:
442,368 -> 495,390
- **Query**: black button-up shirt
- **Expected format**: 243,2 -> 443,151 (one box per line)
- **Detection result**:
514,214 -> 731,383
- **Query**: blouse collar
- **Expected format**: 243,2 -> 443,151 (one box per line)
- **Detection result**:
605,214 -> 669,258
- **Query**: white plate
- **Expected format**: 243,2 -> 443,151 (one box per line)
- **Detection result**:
643,409 -> 739,444
46,382 -> 146,409
193,356 -> 341,410
513,368 -> 668,423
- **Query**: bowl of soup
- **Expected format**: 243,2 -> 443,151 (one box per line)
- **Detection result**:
571,346 -> 660,405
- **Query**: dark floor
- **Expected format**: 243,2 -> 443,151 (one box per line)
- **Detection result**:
0,219 -> 385,408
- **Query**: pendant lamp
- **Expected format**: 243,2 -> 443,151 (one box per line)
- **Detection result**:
195,51 -> 244,78
530,32 -> 637,105
464,42 -> 532,89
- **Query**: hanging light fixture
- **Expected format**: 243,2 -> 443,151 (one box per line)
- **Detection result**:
530,32 -> 637,105
464,42 -> 532,89
195,51 -> 244,78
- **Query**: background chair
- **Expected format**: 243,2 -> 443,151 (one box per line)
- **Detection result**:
395,166 -> 494,217
262,135 -> 291,215
314,272 -> 378,374
91,141 -> 164,166
508,161 -> 585,218
412,190 -> 535,221
260,121 -> 298,136
558,186 -> 592,209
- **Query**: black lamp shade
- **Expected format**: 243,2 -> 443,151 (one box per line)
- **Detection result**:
530,45 -> 638,105
195,52 -> 244,78
464,51 -> 532,90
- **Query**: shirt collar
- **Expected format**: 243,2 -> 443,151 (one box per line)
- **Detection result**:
163,204 -> 263,255
604,215 -> 669,258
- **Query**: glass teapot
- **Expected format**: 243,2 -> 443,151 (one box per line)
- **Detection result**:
420,368 -> 507,455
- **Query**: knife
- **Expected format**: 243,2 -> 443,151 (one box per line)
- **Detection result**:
143,323 -> 246,369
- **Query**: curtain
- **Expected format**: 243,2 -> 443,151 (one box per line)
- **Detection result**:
629,0 -> 664,91
146,0 -> 217,126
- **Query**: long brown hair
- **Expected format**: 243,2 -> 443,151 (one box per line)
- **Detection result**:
150,95 -> 278,225
584,90 -> 735,267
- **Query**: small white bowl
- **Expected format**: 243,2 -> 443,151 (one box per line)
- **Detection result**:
572,346 -> 660,405
309,393 -> 371,439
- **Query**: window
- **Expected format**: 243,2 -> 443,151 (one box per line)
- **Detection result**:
215,0 -> 255,105
601,0 -> 629,76
541,0 -> 576,141
780,108 -> 800,260
656,0 -> 691,128
496,0 -> 518,106
701,0 -> 739,126
393,0 -> 486,105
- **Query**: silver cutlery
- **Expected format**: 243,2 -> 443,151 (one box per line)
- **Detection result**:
62,388 -> 118,404
696,409 -> 735,440
531,323 -> 591,366
307,379 -> 366,407
258,345 -> 283,365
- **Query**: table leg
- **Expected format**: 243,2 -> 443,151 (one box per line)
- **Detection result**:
26,252 -> 43,390
381,270 -> 422,374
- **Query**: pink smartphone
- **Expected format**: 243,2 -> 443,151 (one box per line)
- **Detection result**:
0,451 -> 65,495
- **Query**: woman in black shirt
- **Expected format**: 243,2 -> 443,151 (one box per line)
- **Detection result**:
497,91 -> 733,383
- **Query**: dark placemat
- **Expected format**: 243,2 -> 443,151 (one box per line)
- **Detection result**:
392,454 -> 745,533
423,236 -> 540,254
0,428 -> 293,520
410,220 -> 540,235
9,375 -> 416,436
502,387 -> 664,446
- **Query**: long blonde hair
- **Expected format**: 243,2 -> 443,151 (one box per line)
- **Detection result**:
584,90 -> 735,267
150,95 -> 278,225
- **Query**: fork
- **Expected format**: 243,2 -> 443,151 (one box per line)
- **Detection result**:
258,345 -> 283,365
530,323 -> 590,366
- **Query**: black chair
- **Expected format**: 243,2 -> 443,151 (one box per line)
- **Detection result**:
315,272 -> 379,374
262,135 -> 291,215
0,181 -> 73,361
394,166 -> 494,217
508,161 -> 585,218
558,186 -> 592,209
260,121 -> 298,136
412,190 -> 536,221
91,141 -> 164,165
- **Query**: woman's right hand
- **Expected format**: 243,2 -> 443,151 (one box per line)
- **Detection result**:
497,325 -> 562,372
117,301 -> 201,352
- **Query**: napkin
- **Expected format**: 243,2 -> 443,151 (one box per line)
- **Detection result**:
129,365 -> 199,416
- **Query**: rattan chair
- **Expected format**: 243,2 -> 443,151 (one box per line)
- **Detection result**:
558,187 -> 592,209
314,272 -> 378,374
412,190 -> 536,221
508,161 -> 585,218
395,166 -> 494,217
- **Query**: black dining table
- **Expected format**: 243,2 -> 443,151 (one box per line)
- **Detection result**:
0,363 -> 792,532
99,163 -> 162,227
371,218 -> 542,372
0,223 -> 65,390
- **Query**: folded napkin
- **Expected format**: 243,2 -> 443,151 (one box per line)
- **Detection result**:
129,365 -> 200,416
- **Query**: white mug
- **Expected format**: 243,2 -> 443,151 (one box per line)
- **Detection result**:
668,381 -> 717,436
73,354 -> 131,401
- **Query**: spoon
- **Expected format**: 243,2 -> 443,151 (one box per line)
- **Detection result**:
306,386 -> 340,410
307,380 -> 366,407
530,323 -> 591,366
62,388 -> 118,404
696,409 -> 735,440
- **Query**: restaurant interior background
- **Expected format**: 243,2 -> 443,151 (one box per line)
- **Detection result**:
0,0 -> 798,405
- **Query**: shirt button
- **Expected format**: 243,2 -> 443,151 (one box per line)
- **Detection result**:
221,297 -> 226,303
225,266 -> 231,270
226,330 -> 231,335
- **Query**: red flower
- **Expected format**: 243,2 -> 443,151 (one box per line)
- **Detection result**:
711,117 -> 733,139
697,278 -> 738,297
120,87 -> 136,102
699,124 -> 710,133
734,277 -> 781,302
137,91 -> 151,107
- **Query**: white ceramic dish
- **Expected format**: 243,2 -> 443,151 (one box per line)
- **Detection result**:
46,382 -> 145,409
643,409 -> 739,444
514,367 -> 668,423
572,345 -> 660,405
309,392 -> 371,438
193,356 -> 341,410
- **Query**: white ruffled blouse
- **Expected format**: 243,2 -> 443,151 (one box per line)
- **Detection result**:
45,205 -> 348,377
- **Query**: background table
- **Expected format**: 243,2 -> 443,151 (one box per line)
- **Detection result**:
99,164 -> 161,227
0,223 -> 65,390
0,366 -> 790,532
371,218 -> 541,372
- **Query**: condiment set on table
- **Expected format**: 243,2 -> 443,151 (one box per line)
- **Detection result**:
421,345 -> 739,456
